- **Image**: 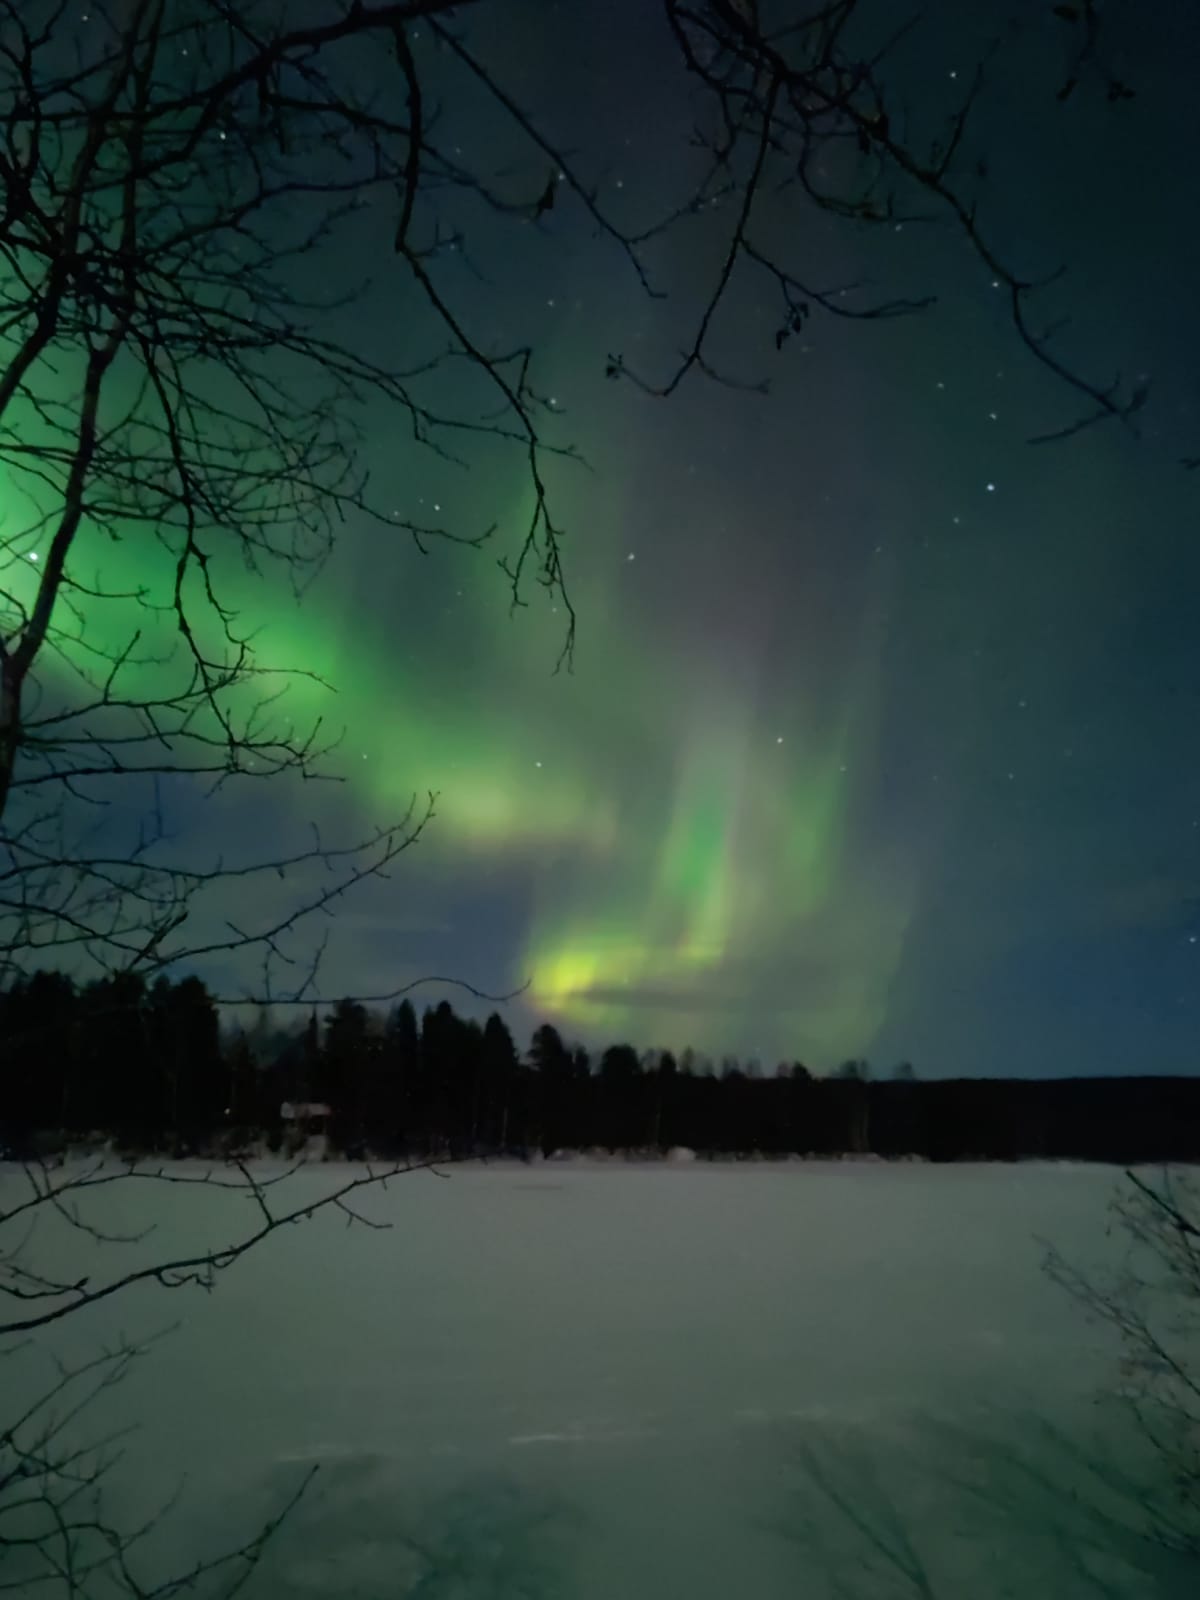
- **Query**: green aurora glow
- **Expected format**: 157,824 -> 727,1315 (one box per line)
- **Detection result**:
6,0 -> 1200,1077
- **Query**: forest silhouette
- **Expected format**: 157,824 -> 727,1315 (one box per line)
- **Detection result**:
2,971 -> 1197,1164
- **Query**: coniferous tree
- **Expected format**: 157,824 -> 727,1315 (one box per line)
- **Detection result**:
323,998 -> 371,1151
481,1012 -> 520,1153
0,971 -> 76,1143
420,1001 -> 465,1154
379,999 -> 419,1154
529,1023 -> 575,1154
456,1017 -> 486,1156
651,1050 -> 678,1151
148,975 -> 223,1149
224,1029 -> 260,1139
831,1061 -> 871,1154
598,1044 -> 642,1150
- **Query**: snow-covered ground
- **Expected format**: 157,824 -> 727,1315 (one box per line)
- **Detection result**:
5,1159 -> 1192,1598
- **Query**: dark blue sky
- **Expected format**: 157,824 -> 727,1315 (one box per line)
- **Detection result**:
81,0 -> 1200,1077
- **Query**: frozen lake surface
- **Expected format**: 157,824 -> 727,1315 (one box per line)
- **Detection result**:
6,1159 -> 1193,1598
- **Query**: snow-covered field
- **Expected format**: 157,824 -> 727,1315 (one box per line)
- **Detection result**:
6,1159 -> 1192,1598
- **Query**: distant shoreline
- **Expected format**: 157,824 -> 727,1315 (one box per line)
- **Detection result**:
3,1144 -> 1195,1171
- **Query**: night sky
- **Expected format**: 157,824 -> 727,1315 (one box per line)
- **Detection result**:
24,0 -> 1200,1077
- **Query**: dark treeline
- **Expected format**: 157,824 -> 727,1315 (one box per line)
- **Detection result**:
1,971 -> 1198,1163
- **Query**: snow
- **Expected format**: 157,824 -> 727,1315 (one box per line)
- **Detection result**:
6,1159 -> 1192,1599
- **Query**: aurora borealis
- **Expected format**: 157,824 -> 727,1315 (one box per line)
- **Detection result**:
9,0 -> 1200,1077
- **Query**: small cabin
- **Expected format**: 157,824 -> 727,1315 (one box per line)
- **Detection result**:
279,1101 -> 331,1135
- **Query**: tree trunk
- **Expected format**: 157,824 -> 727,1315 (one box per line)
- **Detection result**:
0,661 -> 20,826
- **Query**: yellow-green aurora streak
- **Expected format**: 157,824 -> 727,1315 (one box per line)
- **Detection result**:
7,431 -> 917,1064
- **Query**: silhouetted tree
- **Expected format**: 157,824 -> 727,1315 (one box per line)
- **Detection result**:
0,970 -> 77,1144
834,1060 -> 871,1082
147,975 -> 223,1149
529,1023 -> 579,1154
457,1018 -> 486,1156
829,1062 -> 872,1154
481,1013 -> 521,1153
378,999 -> 420,1154
415,1000 -> 485,1156
223,1029 -> 261,1142
571,1045 -> 592,1078
323,999 -> 371,1150
1046,1168 -> 1200,1563
598,1044 -> 643,1150
651,1050 -> 678,1151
